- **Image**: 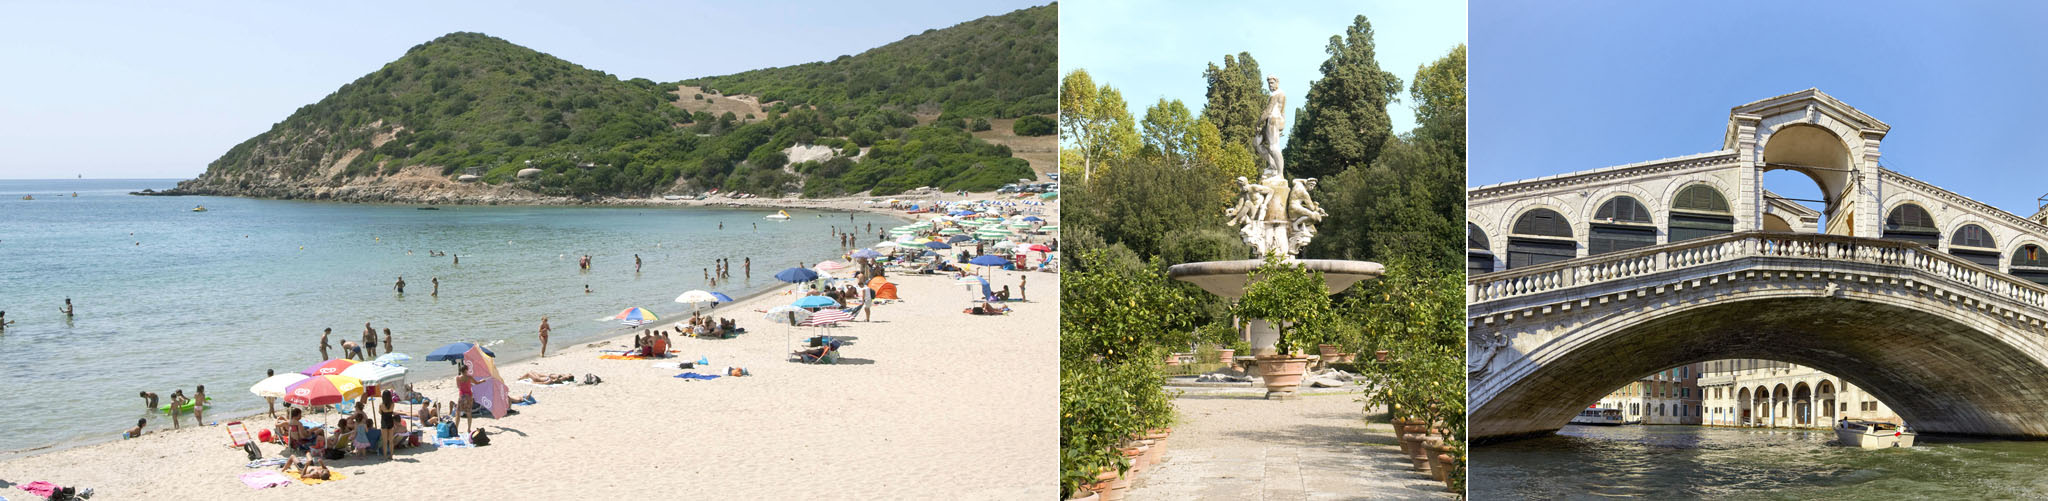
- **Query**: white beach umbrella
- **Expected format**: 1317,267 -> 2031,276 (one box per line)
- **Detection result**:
250,373 -> 310,398
675,290 -> 723,305
339,361 -> 408,388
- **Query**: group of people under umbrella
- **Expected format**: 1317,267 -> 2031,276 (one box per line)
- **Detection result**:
248,341 -> 510,459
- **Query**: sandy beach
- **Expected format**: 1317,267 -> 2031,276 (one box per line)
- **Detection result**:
0,261 -> 1059,498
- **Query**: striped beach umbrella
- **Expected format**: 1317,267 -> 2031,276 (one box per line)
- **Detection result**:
301,358 -> 357,377
611,307 -> 660,326
373,353 -> 412,366
283,375 -> 365,407
339,361 -> 408,387
800,308 -> 855,326
250,373 -> 310,399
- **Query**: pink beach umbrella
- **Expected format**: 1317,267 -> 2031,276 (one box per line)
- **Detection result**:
283,375 -> 365,407
463,346 -> 510,419
301,358 -> 358,377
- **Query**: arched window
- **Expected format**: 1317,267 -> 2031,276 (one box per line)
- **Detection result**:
1948,224 -> 1999,269
1467,223 -> 1495,275
1882,204 -> 1939,248
2012,244 -> 2048,286
1669,185 -> 1733,242
1589,196 -> 1656,255
1506,208 -> 1575,269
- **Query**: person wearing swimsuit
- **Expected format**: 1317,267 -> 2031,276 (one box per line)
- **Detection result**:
456,364 -> 479,435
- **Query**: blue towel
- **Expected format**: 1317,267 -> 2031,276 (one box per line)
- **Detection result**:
512,396 -> 537,406
674,372 -> 721,380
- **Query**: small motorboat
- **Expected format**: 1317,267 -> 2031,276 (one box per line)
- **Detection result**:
417,206 -> 440,210
765,210 -> 792,221
191,205 -> 207,212
663,194 -> 686,201
1835,419 -> 1916,449
21,195 -> 33,200
1568,407 -> 1628,426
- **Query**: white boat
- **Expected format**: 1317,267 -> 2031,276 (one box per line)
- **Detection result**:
1835,419 -> 1916,449
764,210 -> 791,220
191,205 -> 208,212
1569,407 -> 1627,426
663,195 -> 685,200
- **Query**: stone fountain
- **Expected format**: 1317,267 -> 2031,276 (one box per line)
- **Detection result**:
1167,75 -> 1383,400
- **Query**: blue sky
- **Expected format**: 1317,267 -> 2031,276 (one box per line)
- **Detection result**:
1059,0 -> 1466,145
0,0 -> 1046,179
1471,1 -> 2048,216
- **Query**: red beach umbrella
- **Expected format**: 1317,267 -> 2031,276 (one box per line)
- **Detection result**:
283,375 -> 365,407
301,358 -> 358,377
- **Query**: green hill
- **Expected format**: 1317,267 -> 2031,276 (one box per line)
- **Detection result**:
178,5 -> 1049,201
683,3 -> 1057,120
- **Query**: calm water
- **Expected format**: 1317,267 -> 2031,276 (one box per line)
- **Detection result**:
0,179 -> 901,454
1473,424 -> 2048,499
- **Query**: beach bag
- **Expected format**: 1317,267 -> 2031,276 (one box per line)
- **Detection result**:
436,422 -> 456,439
469,428 -> 490,446
243,441 -> 262,461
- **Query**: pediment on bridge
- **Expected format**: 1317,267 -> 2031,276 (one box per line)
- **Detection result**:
1723,89 -> 1891,149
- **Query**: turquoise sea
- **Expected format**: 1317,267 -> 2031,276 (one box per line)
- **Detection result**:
0,179 -> 901,455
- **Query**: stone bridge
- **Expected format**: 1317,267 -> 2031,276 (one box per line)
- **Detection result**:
1465,89 -> 2048,442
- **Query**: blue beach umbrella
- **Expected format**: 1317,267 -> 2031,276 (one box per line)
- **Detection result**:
1022,216 -> 1043,222
925,241 -> 953,249
969,255 -> 1011,267
946,235 -> 974,243
949,210 -> 975,216
710,292 -> 735,302
851,248 -> 883,259
426,342 -> 494,363
774,267 -> 821,283
792,295 -> 841,308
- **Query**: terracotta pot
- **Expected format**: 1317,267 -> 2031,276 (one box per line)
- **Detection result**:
1254,355 -> 1310,400
1338,353 -> 1356,363
1411,435 -> 1441,472
1391,419 -> 1423,457
1426,443 -> 1453,482
1317,344 -> 1341,359
1120,447 -> 1144,475
1215,348 -> 1235,363
1068,487 -> 1102,501
1165,352 -> 1181,365
1093,468 -> 1131,501
1441,455 -> 1463,493
1374,350 -> 1390,362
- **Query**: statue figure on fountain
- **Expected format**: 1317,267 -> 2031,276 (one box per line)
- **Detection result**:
1225,76 -> 1324,258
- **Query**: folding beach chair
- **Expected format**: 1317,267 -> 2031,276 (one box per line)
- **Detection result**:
798,340 -> 844,364
224,421 -> 256,448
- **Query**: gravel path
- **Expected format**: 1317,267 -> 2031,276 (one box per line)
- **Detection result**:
1127,388 -> 1458,500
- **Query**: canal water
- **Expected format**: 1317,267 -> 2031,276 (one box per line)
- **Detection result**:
1472,424 -> 2048,499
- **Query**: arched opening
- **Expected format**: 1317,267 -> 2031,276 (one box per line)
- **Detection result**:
2012,244 -> 2048,286
1588,196 -> 1656,255
1507,208 -> 1575,269
1948,224 -> 2000,270
1669,184 -> 1734,242
1792,382 -> 1813,426
1736,387 -> 1752,426
1816,380 -> 1837,421
1468,223 -> 1495,275
1761,213 -> 1793,232
1761,124 -> 1856,235
1470,294 -> 2048,441
1882,204 -> 1939,248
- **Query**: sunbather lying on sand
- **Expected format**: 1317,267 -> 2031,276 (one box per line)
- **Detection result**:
282,454 -> 331,480
522,372 -> 574,385
964,303 -> 1011,315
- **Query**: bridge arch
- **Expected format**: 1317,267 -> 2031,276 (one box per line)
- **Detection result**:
1470,284 -> 2048,441
1759,123 -> 1857,232
1816,379 -> 1837,421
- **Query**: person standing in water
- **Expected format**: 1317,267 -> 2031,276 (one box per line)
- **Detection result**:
59,298 -> 74,318
362,322 -> 378,359
431,277 -> 439,297
719,221 -> 724,230
319,328 -> 332,360
635,254 -> 642,273
140,391 -> 158,410
538,316 -> 552,357
0,310 -> 10,333
453,254 -> 459,265
394,276 -> 406,295
744,257 -> 751,277
382,328 -> 393,356
192,385 -> 208,424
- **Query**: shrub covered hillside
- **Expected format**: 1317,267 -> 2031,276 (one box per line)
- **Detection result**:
186,5 -> 1048,200
683,4 -> 1056,120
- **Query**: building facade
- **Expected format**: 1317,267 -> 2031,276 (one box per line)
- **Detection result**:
1594,363 -> 1703,425
1696,359 -> 1899,428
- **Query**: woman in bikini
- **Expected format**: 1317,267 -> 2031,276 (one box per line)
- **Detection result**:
379,391 -> 399,458
455,364 -> 479,435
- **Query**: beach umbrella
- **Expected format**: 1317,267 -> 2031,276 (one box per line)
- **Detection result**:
792,295 -> 841,308
1028,244 -> 1052,252
1022,216 -> 1044,222
947,235 -> 974,243
340,361 -> 408,388
815,261 -> 849,273
956,276 -> 988,286
1041,225 -> 1059,232
611,307 -> 660,326
800,308 -> 855,326
949,210 -> 975,216
426,342 -> 494,362
301,358 -> 357,377
463,346 -> 510,420
774,267 -> 821,283
851,248 -> 883,259
250,373 -> 310,399
925,241 -> 953,249
994,241 -> 1019,250
710,292 -> 734,302
283,375 -> 365,407
765,304 -> 813,325
373,353 -> 412,366
675,290 -> 723,305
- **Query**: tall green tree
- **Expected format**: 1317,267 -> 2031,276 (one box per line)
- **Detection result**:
1283,15 -> 1403,180
1200,53 -> 1266,155
1059,69 -> 1142,183
1410,44 -> 1467,159
1140,98 -> 1198,165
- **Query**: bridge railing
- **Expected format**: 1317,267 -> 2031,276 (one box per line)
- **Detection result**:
1469,231 -> 2048,311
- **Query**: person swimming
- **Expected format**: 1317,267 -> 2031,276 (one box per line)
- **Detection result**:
59,298 -> 73,318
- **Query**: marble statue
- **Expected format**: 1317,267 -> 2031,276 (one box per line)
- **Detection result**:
1224,75 -> 1320,258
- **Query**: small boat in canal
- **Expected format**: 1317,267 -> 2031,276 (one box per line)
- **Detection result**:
1835,419 -> 1916,449
1569,407 -> 1627,426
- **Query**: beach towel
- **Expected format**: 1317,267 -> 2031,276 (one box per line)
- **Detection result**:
674,372 -> 721,380
284,470 -> 347,485
239,470 -> 293,489
515,379 -> 573,388
246,457 -> 289,468
434,436 -> 474,448
18,481 -> 56,498
512,395 -> 538,406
